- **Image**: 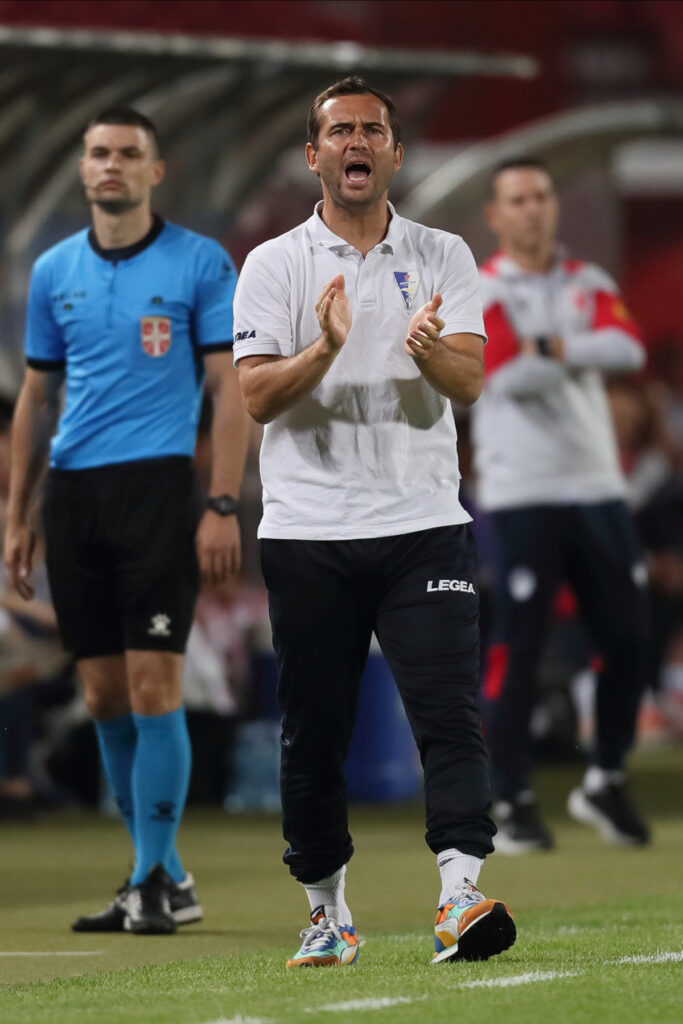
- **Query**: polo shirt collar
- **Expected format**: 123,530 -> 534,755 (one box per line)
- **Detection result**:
308,200 -> 401,256
88,214 -> 165,263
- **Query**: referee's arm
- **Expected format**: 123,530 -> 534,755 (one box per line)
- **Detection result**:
4,367 -> 63,600
195,350 -> 250,581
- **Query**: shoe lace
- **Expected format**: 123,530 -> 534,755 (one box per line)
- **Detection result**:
449,881 -> 483,909
299,916 -> 344,951
125,888 -> 142,916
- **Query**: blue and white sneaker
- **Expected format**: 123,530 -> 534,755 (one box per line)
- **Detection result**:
286,906 -> 360,967
432,879 -> 515,963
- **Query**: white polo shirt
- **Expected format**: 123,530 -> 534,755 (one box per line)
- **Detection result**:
233,203 -> 485,540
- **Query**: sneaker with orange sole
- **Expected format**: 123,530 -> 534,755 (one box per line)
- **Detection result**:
286,906 -> 360,967
432,879 -> 516,963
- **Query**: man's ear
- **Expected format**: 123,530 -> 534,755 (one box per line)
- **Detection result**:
305,143 -> 321,177
484,201 -> 498,233
152,159 -> 167,186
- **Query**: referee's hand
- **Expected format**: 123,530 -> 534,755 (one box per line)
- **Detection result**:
195,510 -> 242,585
3,522 -> 36,601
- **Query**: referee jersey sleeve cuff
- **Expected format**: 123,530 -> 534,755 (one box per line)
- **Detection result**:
196,340 -> 234,354
26,357 -> 66,371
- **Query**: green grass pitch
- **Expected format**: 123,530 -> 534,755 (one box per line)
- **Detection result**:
1,745 -> 682,1024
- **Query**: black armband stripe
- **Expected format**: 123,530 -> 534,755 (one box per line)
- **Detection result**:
27,357 -> 66,371
196,341 -> 234,353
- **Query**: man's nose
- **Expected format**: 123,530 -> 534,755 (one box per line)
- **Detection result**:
347,126 -> 369,147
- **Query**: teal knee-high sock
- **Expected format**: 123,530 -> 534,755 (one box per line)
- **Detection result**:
130,707 -> 191,885
94,714 -> 137,844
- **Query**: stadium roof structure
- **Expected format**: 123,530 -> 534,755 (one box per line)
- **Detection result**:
401,97 -> 683,225
0,24 -> 540,393
0,24 -> 538,258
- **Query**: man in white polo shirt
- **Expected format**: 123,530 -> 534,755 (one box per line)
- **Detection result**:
234,77 -> 514,968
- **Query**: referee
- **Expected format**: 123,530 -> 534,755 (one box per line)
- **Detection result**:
234,77 -> 515,967
4,108 -> 249,934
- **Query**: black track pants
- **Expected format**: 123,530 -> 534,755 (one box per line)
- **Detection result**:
261,525 -> 496,884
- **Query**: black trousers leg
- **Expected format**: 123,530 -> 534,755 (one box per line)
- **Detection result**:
567,502 -> 649,770
374,526 -> 496,859
482,506 -> 566,798
261,539 -> 373,884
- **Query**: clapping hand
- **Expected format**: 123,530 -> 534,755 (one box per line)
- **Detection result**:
405,293 -> 444,359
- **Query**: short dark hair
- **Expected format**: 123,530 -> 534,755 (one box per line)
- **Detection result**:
85,107 -> 160,155
488,156 -> 553,199
307,76 -> 401,150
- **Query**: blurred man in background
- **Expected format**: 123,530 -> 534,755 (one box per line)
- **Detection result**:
473,156 -> 649,853
235,77 -> 515,968
4,108 -> 249,933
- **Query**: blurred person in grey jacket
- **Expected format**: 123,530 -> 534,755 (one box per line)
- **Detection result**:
472,156 -> 649,853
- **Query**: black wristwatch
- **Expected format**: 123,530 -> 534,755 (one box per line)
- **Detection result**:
206,494 -> 240,516
535,335 -> 551,357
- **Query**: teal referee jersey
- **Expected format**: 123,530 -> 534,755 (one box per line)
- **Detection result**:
25,216 -> 237,469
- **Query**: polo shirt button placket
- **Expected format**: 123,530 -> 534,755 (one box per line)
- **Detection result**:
357,251 -> 377,312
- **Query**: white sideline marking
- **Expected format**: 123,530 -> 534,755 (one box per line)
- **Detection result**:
458,970 -> 578,989
201,1017 -> 271,1024
201,950 -> 683,1023
615,951 -> 683,965
310,997 -> 419,1012
0,951 -> 103,957
309,975 -> 574,1013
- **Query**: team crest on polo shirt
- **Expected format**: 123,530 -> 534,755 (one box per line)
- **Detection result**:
140,316 -> 171,357
393,271 -> 420,312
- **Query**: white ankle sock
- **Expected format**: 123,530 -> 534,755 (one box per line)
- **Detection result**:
304,865 -> 352,925
584,766 -> 625,794
437,848 -> 483,906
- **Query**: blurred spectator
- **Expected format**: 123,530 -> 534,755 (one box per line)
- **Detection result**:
0,396 -> 72,818
608,375 -> 683,736
183,576 -> 268,803
648,342 -> 683,449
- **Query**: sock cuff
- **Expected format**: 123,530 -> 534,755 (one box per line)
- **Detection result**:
305,865 -> 346,890
437,848 -> 482,869
132,707 -> 187,730
584,765 -> 625,792
94,713 -> 136,737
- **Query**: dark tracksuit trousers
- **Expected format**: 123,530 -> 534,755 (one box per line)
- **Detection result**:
261,525 -> 496,884
482,500 -> 649,800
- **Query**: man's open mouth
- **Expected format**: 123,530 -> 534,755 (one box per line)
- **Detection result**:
345,162 -> 371,183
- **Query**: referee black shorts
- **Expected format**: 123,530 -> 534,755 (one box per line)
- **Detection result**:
43,457 -> 202,660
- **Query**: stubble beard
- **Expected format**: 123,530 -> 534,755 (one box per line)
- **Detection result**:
90,196 -> 143,216
324,174 -> 386,214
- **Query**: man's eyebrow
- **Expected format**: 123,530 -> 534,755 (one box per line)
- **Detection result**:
327,120 -> 387,131
88,145 -> 144,155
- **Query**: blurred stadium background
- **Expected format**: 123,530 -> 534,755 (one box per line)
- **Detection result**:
0,0 -> 682,826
